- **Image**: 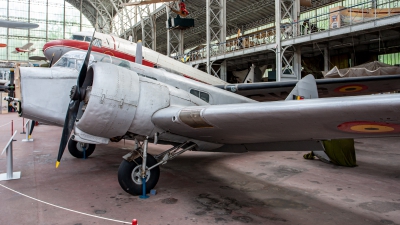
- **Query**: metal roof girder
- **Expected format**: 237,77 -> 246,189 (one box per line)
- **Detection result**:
84,0 -> 112,32
90,0 -> 116,32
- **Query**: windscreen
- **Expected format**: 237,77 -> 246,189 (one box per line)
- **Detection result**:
53,51 -> 94,71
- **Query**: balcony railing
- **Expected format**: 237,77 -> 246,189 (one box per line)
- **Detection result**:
172,0 -> 400,63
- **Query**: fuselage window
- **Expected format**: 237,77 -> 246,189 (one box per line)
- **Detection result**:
190,89 -> 210,103
72,35 -> 84,41
92,38 -> 102,47
85,36 -> 92,42
118,60 -> 131,69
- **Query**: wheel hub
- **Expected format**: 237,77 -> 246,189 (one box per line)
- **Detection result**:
76,142 -> 89,152
131,165 -> 150,185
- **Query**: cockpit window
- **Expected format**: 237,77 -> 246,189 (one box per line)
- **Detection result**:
85,36 -> 92,42
72,35 -> 85,41
53,51 -> 94,71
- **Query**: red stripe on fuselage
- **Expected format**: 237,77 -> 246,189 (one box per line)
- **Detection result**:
43,39 -> 154,68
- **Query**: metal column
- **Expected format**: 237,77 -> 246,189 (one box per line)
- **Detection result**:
293,46 -> 302,80
139,5 -> 156,50
80,0 -> 83,31
220,60 -> 227,81
324,47 -> 329,71
167,5 -> 184,58
206,0 -> 226,77
275,0 -> 282,81
276,0 -> 300,81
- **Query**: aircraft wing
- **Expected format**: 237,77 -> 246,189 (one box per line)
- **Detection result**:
215,75 -> 400,101
20,43 -> 33,50
152,94 -> 400,146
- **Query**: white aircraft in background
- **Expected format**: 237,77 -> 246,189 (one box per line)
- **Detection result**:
43,31 -> 226,85
12,43 -> 36,54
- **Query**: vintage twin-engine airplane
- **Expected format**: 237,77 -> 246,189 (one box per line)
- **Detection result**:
18,32 -> 400,196
43,31 -> 225,85
12,43 -> 36,54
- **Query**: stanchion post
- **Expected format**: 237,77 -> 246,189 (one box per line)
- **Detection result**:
11,120 -> 13,136
132,219 -> 138,225
20,118 -> 26,134
0,130 -> 21,181
22,120 -> 33,142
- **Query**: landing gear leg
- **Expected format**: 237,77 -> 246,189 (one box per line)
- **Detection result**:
140,137 -> 149,199
118,138 -> 160,196
117,139 -> 197,196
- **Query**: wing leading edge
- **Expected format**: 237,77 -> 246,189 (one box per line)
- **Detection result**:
216,74 -> 400,101
152,94 -> 400,145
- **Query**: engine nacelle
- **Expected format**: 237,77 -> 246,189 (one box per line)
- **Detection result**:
76,63 -> 140,137
74,62 -> 217,145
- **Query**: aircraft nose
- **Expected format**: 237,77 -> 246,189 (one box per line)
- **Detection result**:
43,40 -> 65,62
19,66 -> 78,126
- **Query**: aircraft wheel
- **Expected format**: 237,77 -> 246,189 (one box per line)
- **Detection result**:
118,154 -> 160,196
68,139 -> 96,158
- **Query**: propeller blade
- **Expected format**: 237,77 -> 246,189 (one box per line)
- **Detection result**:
135,40 -> 143,65
56,100 -> 79,168
49,53 -> 55,67
77,30 -> 96,88
56,29 -> 96,168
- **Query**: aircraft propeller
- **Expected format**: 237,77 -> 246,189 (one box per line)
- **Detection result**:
56,30 -> 96,168
49,53 -> 55,67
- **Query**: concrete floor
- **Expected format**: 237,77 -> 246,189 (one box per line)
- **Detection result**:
0,112 -> 400,225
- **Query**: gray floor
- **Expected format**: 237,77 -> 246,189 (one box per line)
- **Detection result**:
0,112 -> 400,225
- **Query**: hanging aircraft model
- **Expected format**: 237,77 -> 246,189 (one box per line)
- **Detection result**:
12,43 -> 36,54
120,0 -> 178,7
43,31 -> 226,85
0,19 -> 39,29
17,31 -> 400,196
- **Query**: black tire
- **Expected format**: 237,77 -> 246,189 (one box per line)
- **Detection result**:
68,139 -> 96,158
118,154 -> 160,196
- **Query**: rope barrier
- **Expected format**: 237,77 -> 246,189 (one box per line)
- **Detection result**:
0,183 -> 131,224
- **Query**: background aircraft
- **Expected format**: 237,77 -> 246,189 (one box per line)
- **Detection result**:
12,43 -> 36,54
43,31 -> 226,85
17,36 -> 400,196
0,19 -> 39,29
120,0 -> 178,7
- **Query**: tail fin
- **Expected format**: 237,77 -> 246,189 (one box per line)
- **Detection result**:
285,74 -> 318,100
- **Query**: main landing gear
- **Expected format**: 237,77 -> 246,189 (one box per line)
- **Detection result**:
117,137 -> 196,196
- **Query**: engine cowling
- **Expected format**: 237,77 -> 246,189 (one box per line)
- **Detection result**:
75,62 -> 170,141
76,62 -> 139,138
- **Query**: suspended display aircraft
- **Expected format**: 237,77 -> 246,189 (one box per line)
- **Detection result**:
0,19 -> 39,29
12,43 -> 36,54
0,43 -> 6,48
120,0 -> 178,7
43,31 -> 226,85
17,32 -> 400,196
